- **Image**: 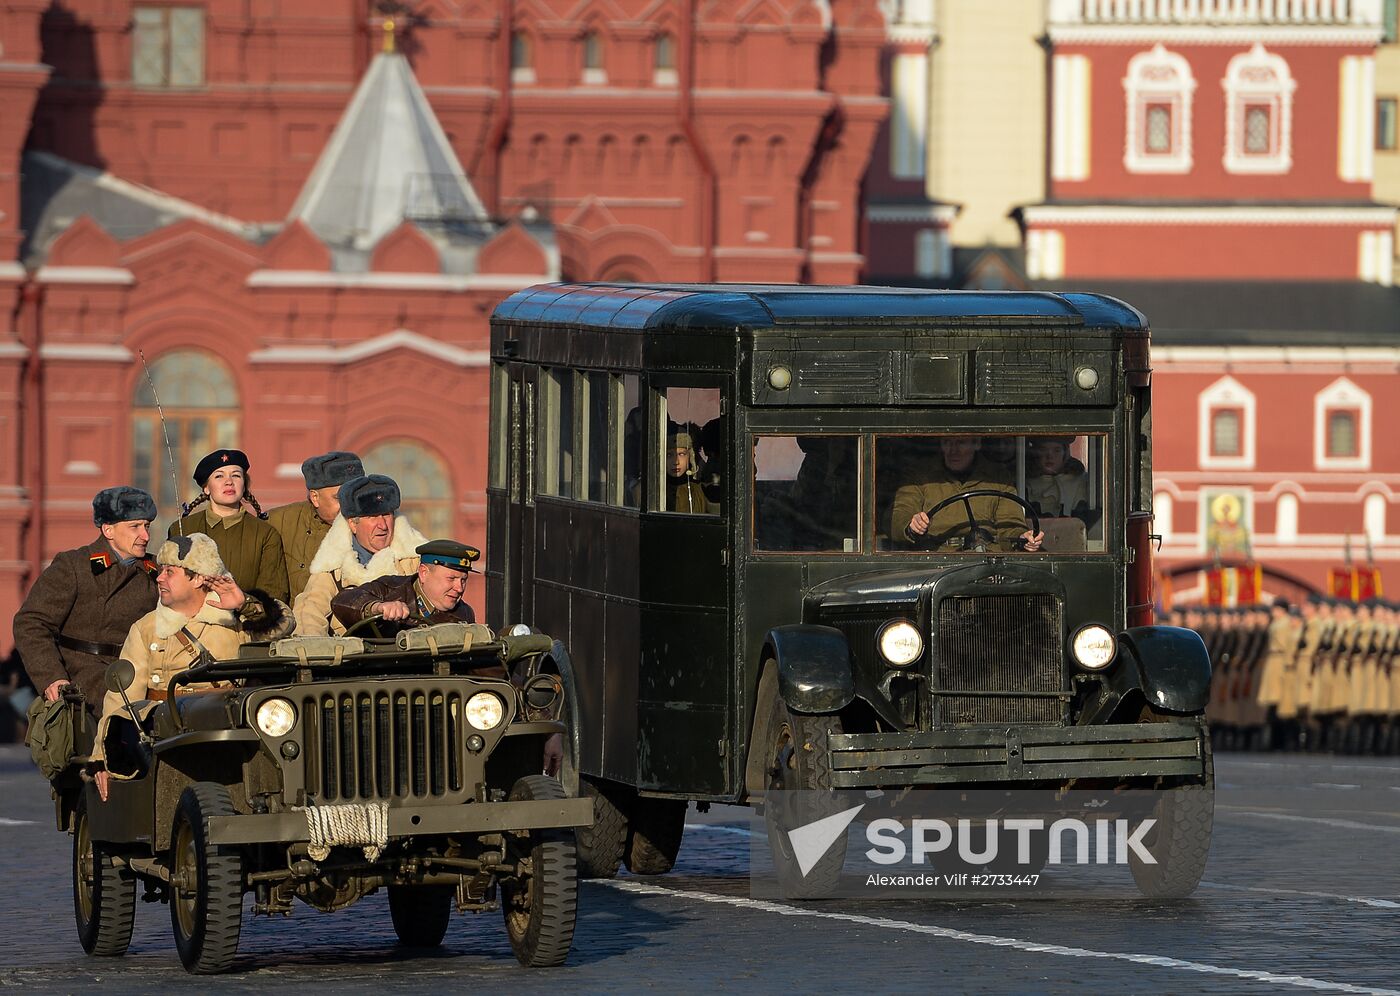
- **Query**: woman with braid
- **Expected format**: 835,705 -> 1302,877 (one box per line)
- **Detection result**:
167,449 -> 290,603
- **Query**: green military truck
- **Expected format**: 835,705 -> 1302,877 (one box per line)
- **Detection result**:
66,622 -> 589,973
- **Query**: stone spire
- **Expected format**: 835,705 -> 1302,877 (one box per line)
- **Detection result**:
287,50 -> 488,253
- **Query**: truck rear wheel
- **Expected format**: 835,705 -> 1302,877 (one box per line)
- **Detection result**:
170,783 -> 244,974
502,775 -> 578,967
388,886 -> 452,947
73,793 -> 135,956
624,797 -> 687,875
764,692 -> 846,899
1130,727 -> 1214,899
576,777 -> 628,879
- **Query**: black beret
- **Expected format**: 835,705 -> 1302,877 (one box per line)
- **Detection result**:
92,486 -> 157,526
416,539 -> 481,573
338,474 -> 401,518
301,451 -> 364,490
193,448 -> 249,485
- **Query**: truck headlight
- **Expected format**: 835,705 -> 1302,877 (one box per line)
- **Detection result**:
466,692 -> 505,731
878,619 -> 924,667
256,698 -> 297,737
1071,624 -> 1117,670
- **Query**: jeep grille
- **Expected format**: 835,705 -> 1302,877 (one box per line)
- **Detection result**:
302,687 -> 469,802
935,593 -> 1066,726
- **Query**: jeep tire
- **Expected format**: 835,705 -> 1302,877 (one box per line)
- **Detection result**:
170,782 -> 244,973
501,775 -> 579,967
73,793 -> 136,956
575,777 -> 628,879
388,885 -> 453,947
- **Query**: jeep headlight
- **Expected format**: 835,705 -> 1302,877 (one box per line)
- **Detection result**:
877,619 -> 924,667
1071,624 -> 1117,670
256,697 -> 297,738
466,692 -> 505,731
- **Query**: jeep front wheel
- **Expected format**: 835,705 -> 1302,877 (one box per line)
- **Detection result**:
388,885 -> 452,947
501,775 -> 579,967
73,792 -> 135,956
170,783 -> 244,974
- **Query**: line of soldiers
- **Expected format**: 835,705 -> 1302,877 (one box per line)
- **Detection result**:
11,448 -> 489,788
1164,599 -> 1400,754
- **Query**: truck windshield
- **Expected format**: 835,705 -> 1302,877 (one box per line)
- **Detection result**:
751,433 -> 1107,555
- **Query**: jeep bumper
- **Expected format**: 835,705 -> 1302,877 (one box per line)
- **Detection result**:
827,721 -> 1207,789
206,796 -> 594,846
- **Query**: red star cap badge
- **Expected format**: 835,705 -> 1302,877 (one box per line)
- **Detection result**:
221,453 -> 230,463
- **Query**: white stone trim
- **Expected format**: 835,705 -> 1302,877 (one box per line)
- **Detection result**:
890,52 -> 929,180
0,262 -> 27,281
1047,0 -> 1383,25
274,463 -> 304,480
246,271 -> 545,290
0,342 -> 29,359
246,328 -> 489,368
1359,229 -> 1394,284
34,266 -> 135,285
1198,375 -> 1256,470
1339,55 -> 1376,182
1020,204 -> 1396,225
1155,345 -> 1400,363
1275,492 -> 1299,544
866,203 -> 959,224
38,343 -> 134,362
1052,54 -> 1092,182
1314,376 -> 1372,471
887,24 -> 937,43
1025,229 -> 1065,279
1222,44 -> 1296,175
1047,25 -> 1383,44
62,460 -> 101,476
1123,44 -> 1196,175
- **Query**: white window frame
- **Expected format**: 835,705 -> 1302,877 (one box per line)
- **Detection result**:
1123,44 -> 1196,175
1198,375 -> 1256,470
1153,491 -> 1174,544
1364,492 -> 1387,543
890,52 -> 929,180
1274,492 -> 1299,545
1223,43 -> 1296,175
1314,377 -> 1372,471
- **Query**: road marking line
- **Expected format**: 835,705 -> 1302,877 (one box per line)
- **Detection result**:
684,823 -> 755,837
1221,759 -> 1400,775
1202,881 -> 1400,910
0,818 -> 36,826
1223,811 -> 1400,834
599,879 -> 1400,996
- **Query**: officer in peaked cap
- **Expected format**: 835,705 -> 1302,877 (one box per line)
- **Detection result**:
266,451 -> 365,602
331,539 -> 481,633
12,486 -> 160,716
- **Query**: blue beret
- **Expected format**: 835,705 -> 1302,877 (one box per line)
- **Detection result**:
93,486 -> 157,526
338,474 -> 401,518
302,451 -> 363,490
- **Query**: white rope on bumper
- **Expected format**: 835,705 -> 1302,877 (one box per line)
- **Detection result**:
296,801 -> 390,861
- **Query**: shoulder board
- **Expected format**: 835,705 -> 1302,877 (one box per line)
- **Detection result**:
89,552 -> 114,574
138,557 -> 159,576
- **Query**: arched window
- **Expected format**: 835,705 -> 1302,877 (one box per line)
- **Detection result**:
1275,493 -> 1298,544
361,440 -> 454,539
1314,377 -> 1371,470
1123,44 -> 1196,174
1223,43 -> 1296,175
511,31 -> 535,84
654,32 -> 677,86
1364,493 -> 1387,542
1211,409 -> 1241,457
131,350 -> 240,531
1154,491 -> 1174,544
582,30 -> 605,84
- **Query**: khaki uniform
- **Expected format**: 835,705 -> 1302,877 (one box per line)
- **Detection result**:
169,506 -> 290,604
293,514 -> 427,637
1276,616 -> 1305,720
12,537 -> 159,711
266,500 -> 332,602
890,469 -> 1029,550
1025,470 -> 1089,518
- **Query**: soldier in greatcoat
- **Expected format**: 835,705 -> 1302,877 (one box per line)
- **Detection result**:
12,486 -> 160,715
266,451 -> 364,602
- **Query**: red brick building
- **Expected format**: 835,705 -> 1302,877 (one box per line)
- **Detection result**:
0,0 -> 888,647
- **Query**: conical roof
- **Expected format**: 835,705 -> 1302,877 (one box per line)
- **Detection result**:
288,52 -> 488,252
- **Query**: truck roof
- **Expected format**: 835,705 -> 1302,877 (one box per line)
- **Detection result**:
491,282 -> 1148,333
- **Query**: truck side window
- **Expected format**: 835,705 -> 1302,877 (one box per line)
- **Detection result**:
615,374 -> 641,509
538,368 -> 575,498
654,386 -> 722,515
579,371 -> 608,503
752,435 -> 860,553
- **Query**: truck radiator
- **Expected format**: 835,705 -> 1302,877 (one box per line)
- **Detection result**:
935,593 -> 1066,726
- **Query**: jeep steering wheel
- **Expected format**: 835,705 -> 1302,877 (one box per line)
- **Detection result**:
919,489 -> 1041,551
342,613 -> 386,639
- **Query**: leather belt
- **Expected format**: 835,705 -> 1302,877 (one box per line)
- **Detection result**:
146,687 -> 170,703
58,634 -> 123,658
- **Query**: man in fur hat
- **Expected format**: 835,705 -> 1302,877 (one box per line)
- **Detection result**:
267,451 -> 364,602
92,532 -> 291,800
293,474 -> 428,637
13,486 -> 161,714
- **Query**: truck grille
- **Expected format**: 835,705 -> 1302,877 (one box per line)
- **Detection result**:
302,686 -> 468,802
935,594 -> 1066,726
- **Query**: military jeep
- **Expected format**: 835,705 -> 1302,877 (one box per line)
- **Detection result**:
70,622 -> 590,974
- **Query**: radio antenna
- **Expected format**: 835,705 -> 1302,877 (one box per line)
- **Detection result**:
137,349 -> 184,537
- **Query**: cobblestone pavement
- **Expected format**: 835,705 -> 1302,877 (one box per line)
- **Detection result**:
1,745 -> 1397,994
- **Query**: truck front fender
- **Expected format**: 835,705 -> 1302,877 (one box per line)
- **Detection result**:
764,625 -> 855,715
1116,625 -> 1213,715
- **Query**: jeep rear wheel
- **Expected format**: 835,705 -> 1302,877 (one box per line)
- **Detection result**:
764,692 -> 846,899
388,885 -> 452,947
624,797 -> 687,875
501,775 -> 579,967
576,777 -> 628,879
73,793 -> 135,956
1130,727 -> 1214,899
170,783 -> 243,974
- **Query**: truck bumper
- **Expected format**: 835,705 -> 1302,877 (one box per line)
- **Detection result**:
827,721 -> 1207,789
206,796 -> 594,846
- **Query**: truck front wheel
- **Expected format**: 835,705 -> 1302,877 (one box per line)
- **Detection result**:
1130,726 -> 1214,898
764,689 -> 846,899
